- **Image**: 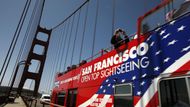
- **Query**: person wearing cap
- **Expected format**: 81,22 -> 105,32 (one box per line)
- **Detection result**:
111,28 -> 129,49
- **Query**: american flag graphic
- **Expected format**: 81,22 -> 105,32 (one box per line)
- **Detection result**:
79,14 -> 190,107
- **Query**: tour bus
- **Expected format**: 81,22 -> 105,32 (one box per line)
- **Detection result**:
51,0 -> 190,107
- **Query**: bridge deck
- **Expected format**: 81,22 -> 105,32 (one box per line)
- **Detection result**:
5,97 -> 26,107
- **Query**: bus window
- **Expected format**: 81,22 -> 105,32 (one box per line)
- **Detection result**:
66,89 -> 77,107
159,77 -> 190,107
72,90 -> 77,106
57,91 -> 66,106
114,84 -> 133,107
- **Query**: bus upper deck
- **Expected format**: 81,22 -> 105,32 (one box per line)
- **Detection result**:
51,0 -> 190,107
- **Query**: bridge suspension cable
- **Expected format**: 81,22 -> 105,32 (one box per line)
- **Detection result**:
57,23 -> 68,72
56,20 -> 70,73
46,30 -> 61,93
91,0 -> 99,60
8,0 -> 45,88
0,0 -> 31,86
112,0 -> 116,36
70,9 -> 81,65
52,0 -> 90,30
62,18 -> 71,71
8,0 -> 41,87
46,1 -> 90,90
79,3 -> 89,63
55,26 -> 66,73
57,25 -> 67,72
63,15 -> 75,71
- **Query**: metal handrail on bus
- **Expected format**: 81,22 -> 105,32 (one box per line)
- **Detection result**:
81,33 -> 136,61
58,34 -> 136,76
137,0 -> 190,37
137,0 -> 172,36
80,33 -> 136,61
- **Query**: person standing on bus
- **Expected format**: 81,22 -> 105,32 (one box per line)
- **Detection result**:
111,28 -> 129,49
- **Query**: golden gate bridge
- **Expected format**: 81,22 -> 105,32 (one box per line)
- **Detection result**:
0,0 -> 188,107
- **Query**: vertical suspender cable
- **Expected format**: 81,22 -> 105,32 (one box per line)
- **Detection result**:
171,0 -> 174,10
0,0 -> 31,85
61,19 -> 71,71
46,31 -> 55,92
111,0 -> 116,49
49,20 -> 70,90
112,0 -> 115,36
55,27 -> 66,72
91,0 -> 99,60
60,19 -> 70,72
52,30 -> 62,73
63,15 -> 75,70
55,32 -> 62,72
57,25 -> 66,72
70,9 -> 81,65
47,30 -> 62,91
46,30 -> 59,92
47,28 -> 66,90
47,0 -> 90,91
165,1 -> 171,22
49,22 -> 68,91
79,3 -> 89,63
167,1 -> 171,11
164,0 -> 166,20
49,29 -> 66,91
58,23 -> 69,72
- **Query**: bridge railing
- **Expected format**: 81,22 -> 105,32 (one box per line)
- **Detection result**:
22,96 -> 37,107
40,101 -> 65,107
22,95 -> 65,107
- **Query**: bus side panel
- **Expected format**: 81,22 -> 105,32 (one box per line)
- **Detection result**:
51,90 -> 57,107
145,91 -> 159,107
76,85 -> 114,107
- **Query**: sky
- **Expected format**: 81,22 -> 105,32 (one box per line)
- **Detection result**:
0,0 -> 185,94
0,0 -> 27,86
0,0 -> 87,92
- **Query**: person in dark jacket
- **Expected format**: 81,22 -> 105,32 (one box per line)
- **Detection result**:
111,28 -> 129,49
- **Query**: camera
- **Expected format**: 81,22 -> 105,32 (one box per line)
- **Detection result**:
118,29 -> 122,32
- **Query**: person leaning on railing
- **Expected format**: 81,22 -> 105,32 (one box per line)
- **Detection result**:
111,28 -> 129,49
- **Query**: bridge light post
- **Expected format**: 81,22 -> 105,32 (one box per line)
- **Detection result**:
7,60 -> 31,102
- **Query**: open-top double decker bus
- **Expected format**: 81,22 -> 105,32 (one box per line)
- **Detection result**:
51,0 -> 190,107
